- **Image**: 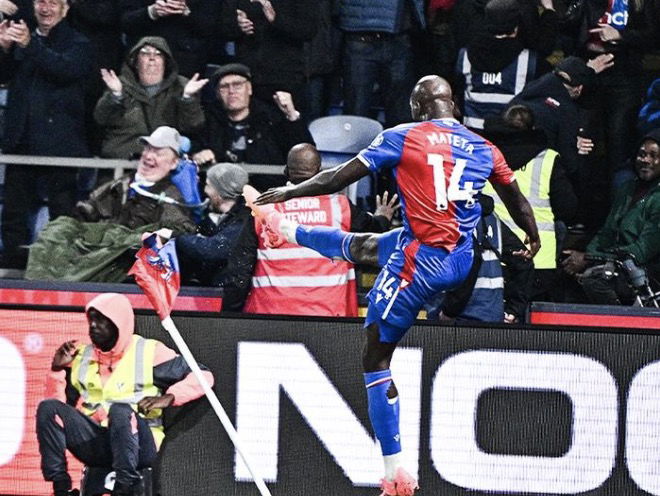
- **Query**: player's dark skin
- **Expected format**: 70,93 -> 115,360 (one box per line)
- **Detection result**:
51,307 -> 174,413
256,76 -> 540,391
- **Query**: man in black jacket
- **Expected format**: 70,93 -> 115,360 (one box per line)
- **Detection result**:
193,63 -> 314,192
218,0 -> 318,111
175,162 -> 258,311
0,0 -> 92,268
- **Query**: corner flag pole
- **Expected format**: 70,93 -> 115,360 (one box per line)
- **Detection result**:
128,235 -> 271,496
160,316 -> 273,496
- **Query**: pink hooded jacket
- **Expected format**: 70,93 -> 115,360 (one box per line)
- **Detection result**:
45,293 -> 214,410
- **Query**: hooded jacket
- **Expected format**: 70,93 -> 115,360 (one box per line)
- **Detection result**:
94,36 -> 205,159
45,293 -> 214,446
483,115 -> 580,224
509,73 -> 583,180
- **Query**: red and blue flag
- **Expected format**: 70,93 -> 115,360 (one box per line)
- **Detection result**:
129,234 -> 181,320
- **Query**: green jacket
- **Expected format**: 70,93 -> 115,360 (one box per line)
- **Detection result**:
75,173 -> 196,234
587,178 -> 660,276
94,36 -> 205,159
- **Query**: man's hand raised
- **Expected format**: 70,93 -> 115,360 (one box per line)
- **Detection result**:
51,340 -> 78,371
183,72 -> 208,98
255,186 -> 294,205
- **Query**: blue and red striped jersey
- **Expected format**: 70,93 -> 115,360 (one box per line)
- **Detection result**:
358,118 -> 514,250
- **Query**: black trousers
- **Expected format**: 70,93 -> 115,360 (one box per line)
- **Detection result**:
1,164 -> 77,258
36,399 -> 158,490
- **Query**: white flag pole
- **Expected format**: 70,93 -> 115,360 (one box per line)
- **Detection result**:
161,316 -> 272,496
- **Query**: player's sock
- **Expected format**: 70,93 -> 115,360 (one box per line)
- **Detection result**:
295,226 -> 356,263
364,370 -> 401,460
383,453 -> 404,481
278,218 -> 298,244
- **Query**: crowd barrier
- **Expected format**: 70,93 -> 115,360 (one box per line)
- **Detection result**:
0,279 -> 223,312
0,154 -> 285,179
2,307 -> 660,495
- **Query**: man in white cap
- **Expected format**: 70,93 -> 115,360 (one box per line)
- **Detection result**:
73,125 -> 196,231
25,126 -> 197,281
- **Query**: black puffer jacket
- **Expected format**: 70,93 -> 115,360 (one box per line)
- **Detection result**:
0,20 -> 92,157
176,198 -> 258,312
219,0 -> 318,88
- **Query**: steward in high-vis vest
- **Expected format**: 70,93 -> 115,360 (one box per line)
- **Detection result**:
244,143 -> 395,317
36,293 -> 214,496
485,148 -> 558,268
455,0 -> 542,129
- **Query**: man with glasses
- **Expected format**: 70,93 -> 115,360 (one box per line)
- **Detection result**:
193,63 -> 314,192
94,36 -> 207,160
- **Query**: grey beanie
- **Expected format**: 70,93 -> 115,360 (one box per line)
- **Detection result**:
206,163 -> 249,200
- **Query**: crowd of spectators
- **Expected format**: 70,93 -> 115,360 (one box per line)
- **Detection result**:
1,0 -> 660,320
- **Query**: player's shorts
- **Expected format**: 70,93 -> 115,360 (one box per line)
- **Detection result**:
365,230 -> 473,343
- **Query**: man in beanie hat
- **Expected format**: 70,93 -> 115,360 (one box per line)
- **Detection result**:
175,163 -> 258,311
562,129 -> 660,304
191,62 -> 314,192
509,53 -> 613,184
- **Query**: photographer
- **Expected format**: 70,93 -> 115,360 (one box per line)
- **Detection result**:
562,129 -> 660,304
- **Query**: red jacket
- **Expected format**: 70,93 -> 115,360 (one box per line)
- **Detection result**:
244,194 -> 358,317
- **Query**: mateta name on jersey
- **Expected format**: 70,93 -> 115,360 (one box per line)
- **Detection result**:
426,131 -> 475,155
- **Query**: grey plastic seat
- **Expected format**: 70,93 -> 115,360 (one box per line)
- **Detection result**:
308,116 -> 383,204
308,115 -> 383,155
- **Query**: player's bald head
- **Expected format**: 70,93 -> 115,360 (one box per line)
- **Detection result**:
410,75 -> 455,121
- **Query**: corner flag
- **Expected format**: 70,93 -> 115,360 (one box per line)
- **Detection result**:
128,233 -> 180,320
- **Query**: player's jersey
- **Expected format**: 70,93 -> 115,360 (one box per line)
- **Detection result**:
358,118 -> 514,251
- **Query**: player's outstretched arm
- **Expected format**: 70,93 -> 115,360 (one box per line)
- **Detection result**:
492,180 -> 541,259
255,157 -> 369,204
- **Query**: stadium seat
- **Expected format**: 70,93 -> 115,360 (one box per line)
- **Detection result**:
308,115 -> 383,206
308,115 -> 383,155
80,466 -> 153,496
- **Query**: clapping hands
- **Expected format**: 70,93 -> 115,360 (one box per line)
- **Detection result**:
100,68 -> 122,94
183,72 -> 209,98
0,19 -> 29,50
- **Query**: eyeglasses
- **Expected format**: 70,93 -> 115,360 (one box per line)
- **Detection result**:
218,80 -> 248,92
138,47 -> 164,57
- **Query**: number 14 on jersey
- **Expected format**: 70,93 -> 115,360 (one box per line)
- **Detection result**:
427,153 -> 477,211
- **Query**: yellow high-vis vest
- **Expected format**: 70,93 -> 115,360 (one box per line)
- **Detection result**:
484,149 -> 558,269
70,334 -> 165,446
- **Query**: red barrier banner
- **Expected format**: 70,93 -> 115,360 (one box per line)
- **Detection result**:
0,309 -> 89,496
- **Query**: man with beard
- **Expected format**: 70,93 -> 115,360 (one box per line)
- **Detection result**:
562,129 -> 660,304
36,293 -> 214,496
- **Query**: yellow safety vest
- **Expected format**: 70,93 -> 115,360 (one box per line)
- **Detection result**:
70,335 -> 165,446
484,149 -> 558,269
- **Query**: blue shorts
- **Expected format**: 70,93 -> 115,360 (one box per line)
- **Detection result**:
365,231 -> 473,343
